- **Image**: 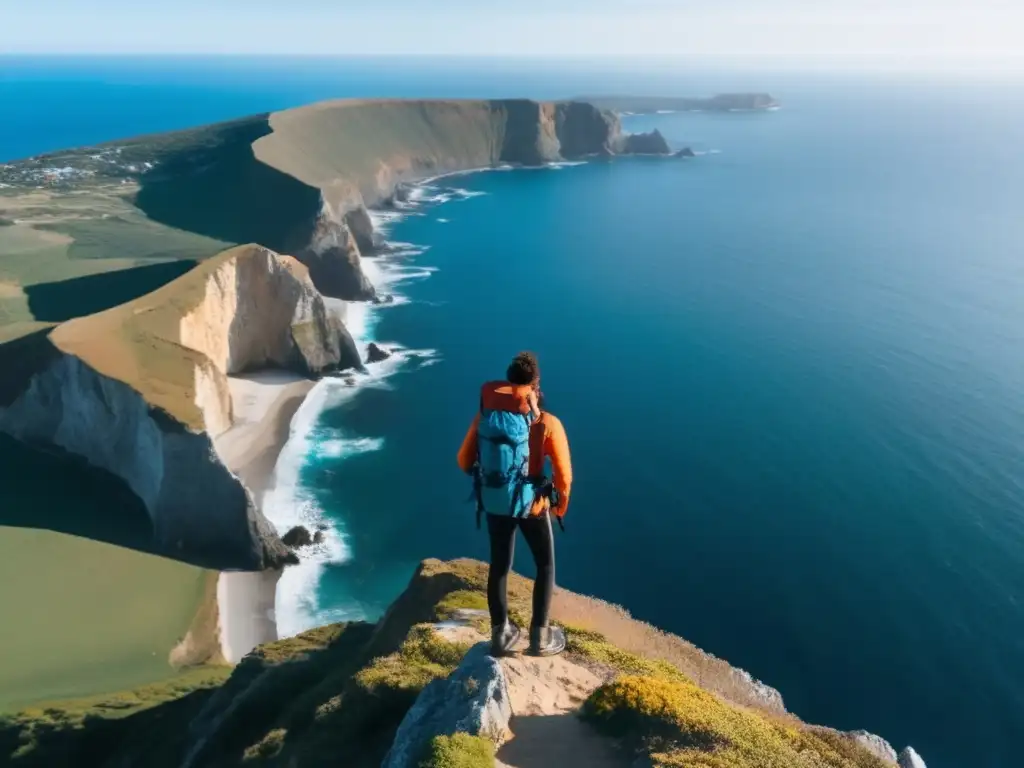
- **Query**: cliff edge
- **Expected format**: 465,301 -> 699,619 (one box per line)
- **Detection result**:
0,559 -> 928,768
0,244 -> 358,569
2,97 -> 660,323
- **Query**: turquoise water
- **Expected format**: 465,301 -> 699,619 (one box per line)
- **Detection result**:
4,57 -> 1024,767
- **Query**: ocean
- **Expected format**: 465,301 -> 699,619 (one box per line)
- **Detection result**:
4,56 -> 1024,768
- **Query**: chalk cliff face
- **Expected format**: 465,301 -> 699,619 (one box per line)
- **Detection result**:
0,245 -> 356,569
248,99 -> 628,299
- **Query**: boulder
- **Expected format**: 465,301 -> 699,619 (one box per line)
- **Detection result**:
675,147 -> 696,158
382,643 -> 511,768
899,747 -> 928,768
618,129 -> 672,155
366,343 -> 392,364
281,525 -> 313,548
373,294 -> 396,306
850,731 -> 897,764
312,530 -> 325,545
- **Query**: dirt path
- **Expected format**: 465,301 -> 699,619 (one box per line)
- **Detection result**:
496,654 -> 630,768
433,621 -> 630,768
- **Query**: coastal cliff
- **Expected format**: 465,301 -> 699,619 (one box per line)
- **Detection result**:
0,559 -> 927,768
0,245 -> 356,569
1,97 -> 651,316
0,95 -> 693,572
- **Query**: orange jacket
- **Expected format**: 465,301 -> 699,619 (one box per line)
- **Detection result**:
457,381 -> 573,517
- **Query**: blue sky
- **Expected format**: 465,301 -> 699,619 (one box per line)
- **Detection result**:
3,0 -> 1022,66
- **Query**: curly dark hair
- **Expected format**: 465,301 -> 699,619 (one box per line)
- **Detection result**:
506,351 -> 540,386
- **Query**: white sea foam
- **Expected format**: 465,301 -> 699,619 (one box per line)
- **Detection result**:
266,174 -> 472,636
263,377 -> 363,637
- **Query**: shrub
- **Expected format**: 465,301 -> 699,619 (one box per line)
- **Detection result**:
584,675 -> 890,768
419,733 -> 495,768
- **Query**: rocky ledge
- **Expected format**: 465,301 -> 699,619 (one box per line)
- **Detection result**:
0,245 -> 359,569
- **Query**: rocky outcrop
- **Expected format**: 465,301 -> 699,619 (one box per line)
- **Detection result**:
0,245 -> 356,570
281,525 -> 314,548
300,205 -> 376,301
676,147 -> 696,158
554,101 -> 621,158
366,343 -> 391,364
497,100 -> 561,166
344,206 -> 377,253
899,747 -> 928,767
851,731 -> 898,763
618,129 -> 672,155
382,644 -> 511,768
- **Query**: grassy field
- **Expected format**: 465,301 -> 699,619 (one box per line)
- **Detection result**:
0,527 -> 212,713
0,528 -> 214,712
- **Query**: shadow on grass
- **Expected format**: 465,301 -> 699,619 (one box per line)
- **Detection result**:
133,116 -> 320,255
23,260 -> 197,323
0,432 -> 157,555
0,622 -> 380,767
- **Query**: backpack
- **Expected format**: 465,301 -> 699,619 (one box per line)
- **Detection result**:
474,403 -> 536,523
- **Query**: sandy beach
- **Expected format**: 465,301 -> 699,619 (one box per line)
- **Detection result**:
213,372 -> 316,663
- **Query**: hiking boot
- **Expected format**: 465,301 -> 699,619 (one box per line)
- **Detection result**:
490,622 -> 521,657
528,625 -> 566,657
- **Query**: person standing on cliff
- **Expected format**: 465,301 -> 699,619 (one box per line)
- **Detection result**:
457,351 -> 573,657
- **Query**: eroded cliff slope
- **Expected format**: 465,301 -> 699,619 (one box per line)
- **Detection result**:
0,245 -> 357,569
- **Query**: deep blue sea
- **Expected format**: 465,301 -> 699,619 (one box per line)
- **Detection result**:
4,56 -> 1024,768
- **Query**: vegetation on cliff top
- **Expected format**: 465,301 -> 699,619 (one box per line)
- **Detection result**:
0,559 -> 895,767
585,674 -> 889,768
419,733 -> 496,768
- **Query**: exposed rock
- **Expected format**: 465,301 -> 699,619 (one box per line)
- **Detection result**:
281,525 -> 314,548
899,746 -> 928,768
555,101 -> 621,158
0,245 -> 354,570
850,731 -> 898,764
312,530 -> 325,545
300,209 -> 376,302
373,294 -> 395,306
618,129 -> 672,155
344,205 -> 377,253
498,100 -> 562,166
366,343 -> 392,364
730,667 -> 786,714
382,643 -> 511,768
675,147 -> 696,158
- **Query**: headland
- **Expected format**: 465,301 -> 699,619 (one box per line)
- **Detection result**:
0,93 -> 936,768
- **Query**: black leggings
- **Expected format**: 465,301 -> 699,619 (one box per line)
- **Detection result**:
486,512 -> 555,630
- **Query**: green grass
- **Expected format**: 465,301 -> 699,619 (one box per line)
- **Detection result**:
419,733 -> 495,768
584,675 -> 892,768
356,625 -> 471,697
0,665 -> 230,764
242,728 -> 287,762
562,624 -> 688,680
0,528 -> 214,714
